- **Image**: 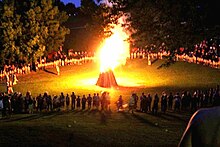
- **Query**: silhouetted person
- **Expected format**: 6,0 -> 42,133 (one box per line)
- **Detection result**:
140,93 -> 147,112
81,95 -> 86,110
66,94 -> 70,110
71,92 -> 76,110
152,94 -> 159,115
87,94 -> 92,109
161,92 -> 167,113
128,93 -> 136,114
76,96 -> 80,109
146,93 -> 152,112
116,95 -> 123,112
168,92 -> 173,110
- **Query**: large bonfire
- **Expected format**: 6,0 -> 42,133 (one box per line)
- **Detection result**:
96,18 -> 130,88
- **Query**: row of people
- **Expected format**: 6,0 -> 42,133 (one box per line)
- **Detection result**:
1,85 -> 219,118
0,91 -> 112,117
126,85 -> 220,115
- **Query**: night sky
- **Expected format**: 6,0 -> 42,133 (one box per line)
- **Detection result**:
61,0 -> 81,7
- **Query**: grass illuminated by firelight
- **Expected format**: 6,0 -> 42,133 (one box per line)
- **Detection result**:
0,59 -> 219,146
1,59 -> 218,102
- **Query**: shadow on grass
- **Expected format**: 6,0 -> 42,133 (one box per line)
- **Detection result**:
44,69 -> 57,75
88,109 -> 100,115
80,109 -> 89,114
134,111 -> 189,123
151,58 -> 159,65
162,112 -> 189,122
0,111 -> 64,122
99,110 -> 112,125
120,111 -> 161,128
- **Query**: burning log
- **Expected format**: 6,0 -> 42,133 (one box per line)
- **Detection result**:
96,70 -> 118,88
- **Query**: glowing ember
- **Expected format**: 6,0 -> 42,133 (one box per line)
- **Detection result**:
98,23 -> 130,72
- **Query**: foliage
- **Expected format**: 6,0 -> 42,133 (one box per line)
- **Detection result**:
108,0 -> 220,53
0,2 -> 22,65
0,0 -> 69,65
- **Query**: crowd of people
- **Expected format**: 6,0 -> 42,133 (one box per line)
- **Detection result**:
130,38 -> 220,68
125,85 -> 220,115
0,85 -> 219,118
0,91 -> 112,118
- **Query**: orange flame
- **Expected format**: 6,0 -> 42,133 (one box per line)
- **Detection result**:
98,23 -> 130,72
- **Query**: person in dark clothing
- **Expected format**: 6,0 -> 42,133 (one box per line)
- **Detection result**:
152,93 -> 159,115
59,92 -> 65,108
36,94 -> 43,112
191,92 -> 198,112
174,93 -> 181,112
161,92 -> 167,113
100,92 -> 107,111
87,94 -> 92,109
76,96 -> 81,109
168,92 -> 174,110
46,95 -> 52,111
0,94 -> 3,116
66,94 -> 70,110
146,93 -> 152,112
116,95 -> 123,112
140,93 -> 147,112
2,94 -> 9,117
71,92 -> 76,110
81,95 -> 87,110
213,84 -> 220,106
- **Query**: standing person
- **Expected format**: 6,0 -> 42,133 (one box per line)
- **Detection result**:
140,93 -> 147,112
71,92 -> 76,110
0,93 -> 3,116
116,95 -> 123,112
146,93 -> 152,112
134,93 -> 138,110
161,92 -> 167,113
100,92 -> 107,111
46,94 -> 52,111
33,97 -> 37,112
55,60 -> 60,75
106,92 -> 111,111
81,95 -> 87,110
36,94 -> 43,112
53,95 -> 60,111
128,93 -> 136,114
28,97 -> 34,114
25,91 -> 32,113
6,71 -> 14,94
76,96 -> 81,109
87,94 -> 92,109
2,93 -> 9,117
92,93 -> 97,108
152,93 -> 159,115
96,93 -> 100,110
213,84 -> 220,106
66,94 -> 70,110
168,92 -> 174,110
174,92 -> 181,112
59,92 -> 65,108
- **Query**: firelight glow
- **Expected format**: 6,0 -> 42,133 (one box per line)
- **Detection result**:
98,24 -> 130,72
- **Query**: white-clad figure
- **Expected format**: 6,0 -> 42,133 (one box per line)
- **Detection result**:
55,60 -> 60,75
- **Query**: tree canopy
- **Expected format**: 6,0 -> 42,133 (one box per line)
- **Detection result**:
108,0 -> 220,53
1,0 -> 219,66
0,0 -> 69,65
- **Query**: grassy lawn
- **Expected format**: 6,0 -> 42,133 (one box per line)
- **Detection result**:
0,59 -> 219,146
